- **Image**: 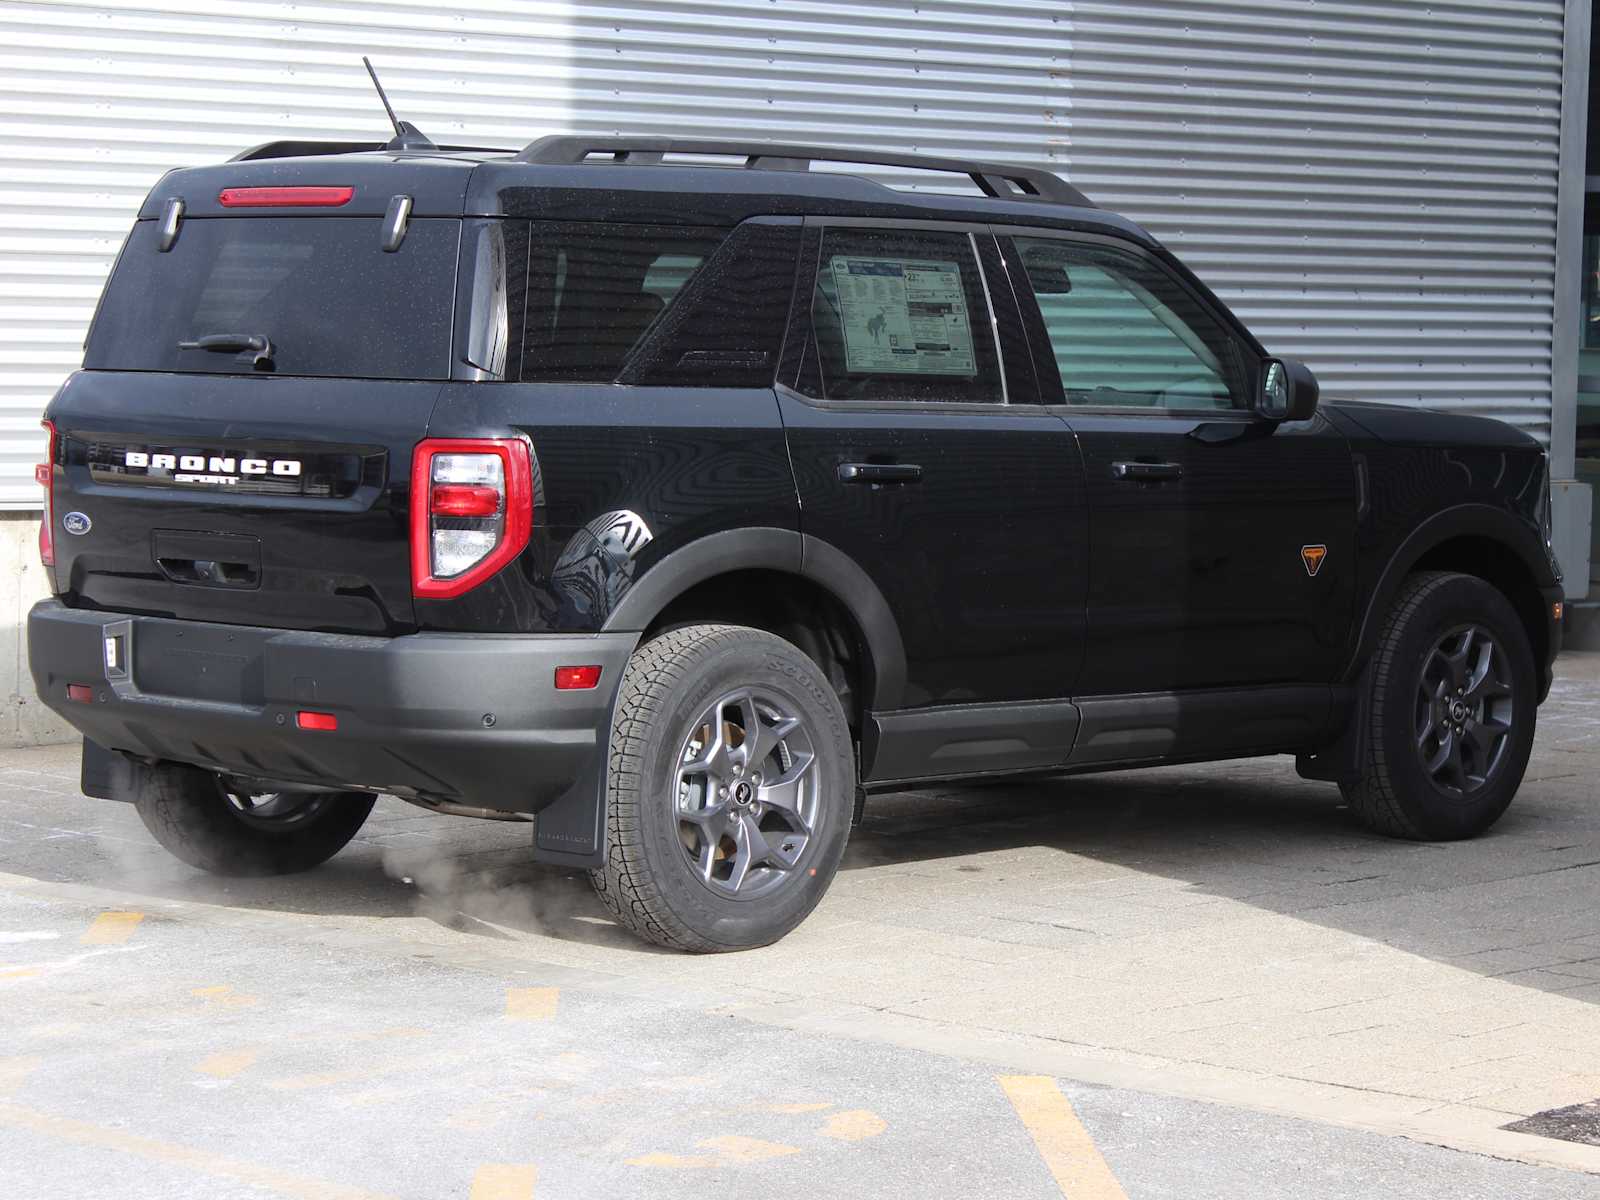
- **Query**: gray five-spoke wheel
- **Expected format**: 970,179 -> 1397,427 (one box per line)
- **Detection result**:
1414,624 -> 1515,797
675,687 -> 820,900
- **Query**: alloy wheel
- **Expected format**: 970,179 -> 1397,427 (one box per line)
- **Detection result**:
218,784 -> 332,831
673,687 -> 821,900
1413,624 -> 1515,797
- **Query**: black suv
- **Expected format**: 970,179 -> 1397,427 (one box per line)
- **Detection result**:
30,132 -> 1564,952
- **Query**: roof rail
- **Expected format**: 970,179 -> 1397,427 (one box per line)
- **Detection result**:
230,139 -> 513,162
514,135 -> 1090,207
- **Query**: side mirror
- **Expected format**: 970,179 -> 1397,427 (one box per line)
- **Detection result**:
1258,357 -> 1320,422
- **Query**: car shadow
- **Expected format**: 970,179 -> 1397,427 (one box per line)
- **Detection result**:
7,728 -> 1597,985
843,755 -> 1600,1004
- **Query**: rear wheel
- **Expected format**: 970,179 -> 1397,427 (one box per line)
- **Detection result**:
1342,571 -> 1537,840
589,624 -> 854,952
127,762 -> 375,875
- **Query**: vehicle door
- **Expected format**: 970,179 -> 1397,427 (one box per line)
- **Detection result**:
777,219 -> 1088,778
998,231 -> 1357,703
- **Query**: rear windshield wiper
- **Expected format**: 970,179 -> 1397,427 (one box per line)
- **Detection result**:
177,333 -> 274,368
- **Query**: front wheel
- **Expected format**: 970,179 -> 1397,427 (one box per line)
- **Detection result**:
1342,571 -> 1537,840
589,624 -> 855,952
127,762 -> 376,875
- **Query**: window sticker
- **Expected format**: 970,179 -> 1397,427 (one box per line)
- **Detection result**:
828,256 -> 976,375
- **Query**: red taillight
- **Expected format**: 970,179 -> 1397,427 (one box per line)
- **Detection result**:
410,438 -> 533,600
430,484 -> 502,518
37,419 -> 55,568
296,710 -> 338,731
218,186 -> 355,208
66,684 -> 93,704
554,665 -> 602,691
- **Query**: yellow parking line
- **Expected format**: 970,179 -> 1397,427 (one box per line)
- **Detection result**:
197,1049 -> 259,1079
819,1109 -> 887,1142
628,1135 -> 801,1169
267,1049 -> 474,1093
505,987 -> 558,1021
469,1164 -> 536,1200
0,1100 -> 397,1200
998,1075 -> 1128,1200
81,911 -> 144,945
0,1057 -> 42,1097
191,985 -> 260,1008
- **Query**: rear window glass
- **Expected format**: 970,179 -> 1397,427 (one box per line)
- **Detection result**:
84,217 -> 459,380
521,223 -> 727,382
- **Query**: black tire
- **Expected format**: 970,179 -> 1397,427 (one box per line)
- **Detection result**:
589,624 -> 855,952
127,762 -> 376,876
1342,571 -> 1537,841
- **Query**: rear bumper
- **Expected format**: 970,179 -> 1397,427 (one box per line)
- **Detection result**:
28,600 -> 633,814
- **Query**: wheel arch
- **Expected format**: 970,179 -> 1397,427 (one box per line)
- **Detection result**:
600,527 -> 907,716
1345,505 -> 1556,685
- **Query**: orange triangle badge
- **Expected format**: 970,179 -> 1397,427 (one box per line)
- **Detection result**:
1301,545 -> 1328,577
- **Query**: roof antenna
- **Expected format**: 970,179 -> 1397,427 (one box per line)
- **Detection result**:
362,56 -> 437,152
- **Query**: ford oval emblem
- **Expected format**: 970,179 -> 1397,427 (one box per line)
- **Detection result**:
62,511 -> 91,536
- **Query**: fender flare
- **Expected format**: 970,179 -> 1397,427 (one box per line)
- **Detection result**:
1343,503 -> 1555,682
537,528 -> 906,868
600,526 -> 908,710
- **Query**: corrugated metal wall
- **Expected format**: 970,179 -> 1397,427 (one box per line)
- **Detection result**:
0,0 -> 1571,508
1064,0 -> 1568,445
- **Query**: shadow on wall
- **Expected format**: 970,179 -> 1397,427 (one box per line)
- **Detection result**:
1,512 -> 74,749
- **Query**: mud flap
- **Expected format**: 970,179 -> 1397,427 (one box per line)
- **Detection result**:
530,754 -> 607,869
81,737 -> 130,801
530,636 -> 635,870
1295,666 -> 1371,787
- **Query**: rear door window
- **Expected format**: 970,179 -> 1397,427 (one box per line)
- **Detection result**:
84,217 -> 460,380
798,226 -> 1003,404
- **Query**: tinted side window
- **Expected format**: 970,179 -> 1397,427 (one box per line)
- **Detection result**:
1012,236 -> 1249,410
800,226 -> 1002,403
522,223 -> 726,383
623,221 -> 802,388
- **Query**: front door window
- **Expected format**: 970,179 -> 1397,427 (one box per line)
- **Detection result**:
1009,236 -> 1250,411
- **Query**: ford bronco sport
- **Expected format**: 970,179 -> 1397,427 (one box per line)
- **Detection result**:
30,126 -> 1565,952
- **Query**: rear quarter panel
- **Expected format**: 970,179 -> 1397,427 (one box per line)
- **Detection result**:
418,383 -> 798,632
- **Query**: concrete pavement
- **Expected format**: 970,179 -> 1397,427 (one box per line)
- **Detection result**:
2,654 -> 1600,1196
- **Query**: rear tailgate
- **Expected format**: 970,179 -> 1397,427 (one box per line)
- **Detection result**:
46,198 -> 465,635
47,370 -> 436,634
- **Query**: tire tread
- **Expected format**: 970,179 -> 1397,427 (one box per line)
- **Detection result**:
589,623 -> 848,952
1343,570 -> 1532,841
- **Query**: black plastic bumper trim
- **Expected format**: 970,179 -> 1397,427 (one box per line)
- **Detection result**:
29,600 -> 634,816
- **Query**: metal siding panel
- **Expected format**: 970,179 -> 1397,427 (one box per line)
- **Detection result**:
0,0 -> 1567,507
1063,0 -> 1565,441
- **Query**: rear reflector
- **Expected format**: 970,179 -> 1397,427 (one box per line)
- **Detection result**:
554,665 -> 602,690
296,710 -> 338,731
66,684 -> 93,703
218,185 -> 355,208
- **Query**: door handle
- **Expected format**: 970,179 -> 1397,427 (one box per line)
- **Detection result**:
1111,461 -> 1183,482
838,462 -> 923,485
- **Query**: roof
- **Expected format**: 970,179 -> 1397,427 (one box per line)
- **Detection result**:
136,138 -> 1157,247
